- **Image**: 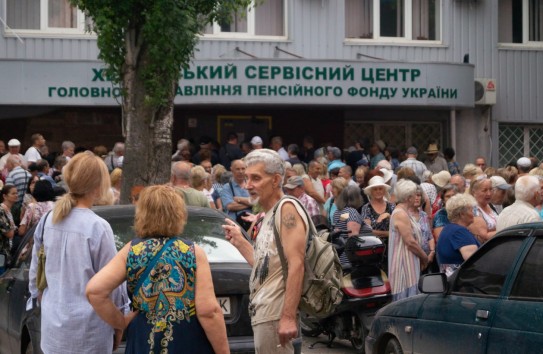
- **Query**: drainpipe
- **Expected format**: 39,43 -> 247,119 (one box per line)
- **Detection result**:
450,109 -> 456,152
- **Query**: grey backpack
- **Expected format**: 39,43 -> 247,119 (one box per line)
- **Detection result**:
272,196 -> 343,318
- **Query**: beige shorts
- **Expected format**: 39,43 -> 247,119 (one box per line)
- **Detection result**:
252,320 -> 301,354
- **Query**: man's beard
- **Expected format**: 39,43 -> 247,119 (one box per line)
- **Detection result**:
249,194 -> 260,205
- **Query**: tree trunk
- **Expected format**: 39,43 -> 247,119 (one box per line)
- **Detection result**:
119,43 -> 175,204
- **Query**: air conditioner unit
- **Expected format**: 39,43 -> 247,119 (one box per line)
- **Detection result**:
474,78 -> 496,105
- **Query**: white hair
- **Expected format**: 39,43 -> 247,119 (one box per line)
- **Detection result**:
515,175 -> 540,202
244,149 -> 285,181
395,179 -> 418,203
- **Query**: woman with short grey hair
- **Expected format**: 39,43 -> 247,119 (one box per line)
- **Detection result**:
436,193 -> 480,276
388,179 -> 428,301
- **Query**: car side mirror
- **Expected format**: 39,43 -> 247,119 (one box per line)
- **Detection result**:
419,273 -> 448,294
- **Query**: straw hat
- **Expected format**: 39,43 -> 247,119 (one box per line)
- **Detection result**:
364,176 -> 391,194
431,170 -> 451,188
425,143 -> 439,154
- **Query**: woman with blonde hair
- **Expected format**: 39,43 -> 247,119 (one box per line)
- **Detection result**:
468,177 -> 498,243
29,151 -> 127,354
86,185 -> 229,354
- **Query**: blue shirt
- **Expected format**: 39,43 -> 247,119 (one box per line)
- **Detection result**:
220,180 -> 250,218
433,208 -> 450,229
38,172 -> 57,187
437,223 -> 479,266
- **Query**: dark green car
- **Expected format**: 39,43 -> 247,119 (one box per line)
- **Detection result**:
366,223 -> 543,354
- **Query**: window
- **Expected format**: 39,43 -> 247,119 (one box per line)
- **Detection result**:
5,0 -> 88,33
499,0 -> 543,44
499,125 -> 543,167
203,0 -> 285,38
510,237 -> 543,300
452,237 -> 524,297
345,0 -> 441,41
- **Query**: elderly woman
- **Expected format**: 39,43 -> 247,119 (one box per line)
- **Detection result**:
432,184 -> 459,240
191,165 -> 216,209
323,177 -> 349,227
361,176 -> 395,239
28,151 -> 128,353
388,179 -> 428,301
410,184 -> 436,273
468,177 -> 498,243
437,194 -> 480,276
333,185 -> 368,236
86,185 -> 228,354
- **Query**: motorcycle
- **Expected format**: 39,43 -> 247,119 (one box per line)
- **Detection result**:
300,229 -> 391,353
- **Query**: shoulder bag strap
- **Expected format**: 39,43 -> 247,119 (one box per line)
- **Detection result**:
40,210 -> 52,243
133,237 -> 177,296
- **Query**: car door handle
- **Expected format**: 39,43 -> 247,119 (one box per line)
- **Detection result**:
476,309 -> 490,320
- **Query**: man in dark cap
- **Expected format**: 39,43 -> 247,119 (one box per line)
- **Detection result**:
399,146 -> 428,180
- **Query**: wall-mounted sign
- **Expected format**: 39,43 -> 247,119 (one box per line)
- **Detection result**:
0,59 -> 474,107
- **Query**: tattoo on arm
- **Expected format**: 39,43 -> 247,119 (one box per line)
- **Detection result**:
282,213 -> 297,229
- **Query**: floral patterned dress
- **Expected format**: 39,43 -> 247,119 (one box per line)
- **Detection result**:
125,237 -> 213,354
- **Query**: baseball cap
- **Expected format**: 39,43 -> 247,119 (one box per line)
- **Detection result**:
250,136 -> 263,146
517,157 -> 532,168
490,176 -> 512,190
406,146 -> 418,155
284,176 -> 304,189
7,139 -> 21,147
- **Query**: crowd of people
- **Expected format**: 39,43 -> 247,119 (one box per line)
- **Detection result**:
1,131 -> 543,353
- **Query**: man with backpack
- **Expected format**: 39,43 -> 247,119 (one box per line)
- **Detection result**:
222,149 -> 308,353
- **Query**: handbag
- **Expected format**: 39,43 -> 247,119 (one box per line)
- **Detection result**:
36,211 -> 52,292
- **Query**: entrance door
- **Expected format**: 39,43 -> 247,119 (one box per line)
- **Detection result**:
218,116 -> 272,145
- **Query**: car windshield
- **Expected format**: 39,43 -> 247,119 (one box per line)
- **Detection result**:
106,211 -> 247,264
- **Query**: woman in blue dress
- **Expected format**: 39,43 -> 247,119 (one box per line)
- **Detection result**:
86,185 -> 229,354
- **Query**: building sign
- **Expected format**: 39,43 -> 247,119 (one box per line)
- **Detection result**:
0,59 -> 474,107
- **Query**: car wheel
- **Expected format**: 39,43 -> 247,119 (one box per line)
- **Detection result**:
300,315 -> 322,337
383,337 -> 403,354
350,314 -> 366,353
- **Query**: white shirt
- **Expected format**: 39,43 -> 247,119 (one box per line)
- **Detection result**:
496,200 -> 541,232
24,146 -> 41,162
277,147 -> 289,161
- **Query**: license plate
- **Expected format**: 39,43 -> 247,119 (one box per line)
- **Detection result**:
217,297 -> 231,315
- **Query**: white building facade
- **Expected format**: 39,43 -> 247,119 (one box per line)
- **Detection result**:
1,0 -> 542,167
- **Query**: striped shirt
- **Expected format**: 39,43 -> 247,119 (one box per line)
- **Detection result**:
399,158 -> 428,180
6,166 -> 32,203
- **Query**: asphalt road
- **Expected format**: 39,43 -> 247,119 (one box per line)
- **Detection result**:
113,334 -> 360,354
301,334 -> 361,354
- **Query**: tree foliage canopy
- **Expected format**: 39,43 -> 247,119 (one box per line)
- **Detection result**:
69,0 -> 252,108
